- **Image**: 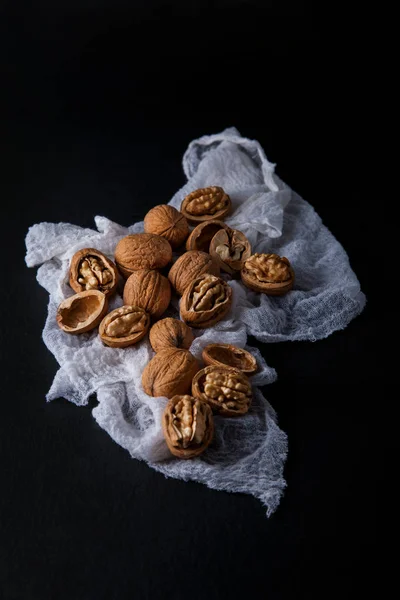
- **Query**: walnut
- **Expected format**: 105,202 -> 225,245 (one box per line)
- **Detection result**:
202,343 -> 257,375
149,318 -> 194,353
180,186 -> 231,225
241,253 -> 294,295
163,395 -> 214,459
209,228 -> 251,275
99,305 -> 150,348
123,269 -> 171,319
114,233 -> 172,279
69,248 -> 118,296
180,273 -> 232,328
192,366 -> 252,417
142,348 -> 200,398
168,250 -> 220,296
185,220 -> 230,252
144,204 -> 189,249
56,290 -> 108,335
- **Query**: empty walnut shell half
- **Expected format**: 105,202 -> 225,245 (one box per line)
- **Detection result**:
142,348 -> 200,398
241,253 -> 294,295
202,343 -> 257,375
192,365 -> 252,417
69,248 -> 118,296
209,228 -> 251,275
144,204 -> 189,249
181,186 -> 231,225
163,395 -> 214,459
185,220 -> 230,252
123,269 -> 171,319
56,290 -> 108,335
114,233 -> 172,279
180,274 -> 232,329
168,250 -> 220,296
99,305 -> 150,348
149,318 -> 194,353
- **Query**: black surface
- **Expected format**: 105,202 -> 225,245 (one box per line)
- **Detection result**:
1,2 -> 384,599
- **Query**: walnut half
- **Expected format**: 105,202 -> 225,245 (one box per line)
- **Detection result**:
181,186 -> 231,225
180,274 -> 232,328
202,343 -> 257,375
69,248 -> 118,296
209,227 -> 251,275
163,395 -> 214,459
241,253 -> 294,295
99,305 -> 150,348
192,366 -> 252,417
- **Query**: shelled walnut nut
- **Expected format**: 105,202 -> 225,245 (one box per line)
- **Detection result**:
69,248 -> 118,296
192,366 -> 252,417
241,253 -> 294,295
180,273 -> 232,328
56,290 -> 108,335
99,305 -> 150,348
114,233 -> 172,278
144,204 -> 189,249
180,186 -> 231,225
123,269 -> 171,319
149,318 -> 194,353
168,250 -> 220,296
142,348 -> 200,398
163,395 -> 214,459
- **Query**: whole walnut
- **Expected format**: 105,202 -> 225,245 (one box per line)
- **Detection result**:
114,233 -> 172,278
123,269 -> 171,318
142,348 -> 200,398
144,205 -> 189,249
149,318 -> 194,352
168,250 -> 220,296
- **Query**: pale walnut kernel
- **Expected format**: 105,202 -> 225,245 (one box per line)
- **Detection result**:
78,256 -> 113,290
170,396 -> 208,449
104,308 -> 148,338
184,187 -> 230,216
191,276 -> 226,311
204,371 -> 251,410
244,253 -> 291,283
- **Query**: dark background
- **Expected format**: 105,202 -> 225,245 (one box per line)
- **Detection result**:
0,2 -> 384,599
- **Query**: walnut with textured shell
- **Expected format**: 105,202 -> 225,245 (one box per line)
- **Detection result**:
114,233 -> 172,278
56,290 -> 108,335
209,228 -> 251,275
202,343 -> 257,375
123,269 -> 171,319
241,253 -> 294,295
69,248 -> 118,296
180,186 -> 231,225
185,220 -> 230,252
142,348 -> 200,398
99,305 -> 150,348
180,274 -> 232,329
192,365 -> 252,417
168,250 -> 220,296
144,205 -> 189,249
149,318 -> 194,353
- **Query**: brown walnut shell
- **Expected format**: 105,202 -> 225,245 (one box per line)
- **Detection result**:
185,220 -> 230,252
241,253 -> 294,295
69,248 -> 118,296
142,348 -> 200,398
192,365 -> 252,417
209,228 -> 251,275
114,233 -> 172,279
144,205 -> 189,249
180,274 -> 232,329
123,269 -> 171,319
163,395 -> 214,459
149,318 -> 194,353
202,343 -> 257,375
181,186 -> 231,225
56,290 -> 108,335
168,250 -> 220,296
99,305 -> 150,348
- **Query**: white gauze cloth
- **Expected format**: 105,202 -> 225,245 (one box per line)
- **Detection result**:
25,128 -> 366,516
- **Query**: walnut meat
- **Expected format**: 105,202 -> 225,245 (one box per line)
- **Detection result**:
202,343 -> 257,375
69,248 -> 118,296
142,348 -> 200,398
192,366 -> 252,417
163,395 -> 214,459
56,290 -> 108,335
144,204 -> 189,249
209,228 -> 251,275
241,253 -> 294,295
180,274 -> 232,328
123,269 -> 171,319
185,220 -> 230,252
168,250 -> 220,296
181,186 -> 231,224
149,318 -> 194,353
114,233 -> 172,278
99,305 -> 150,348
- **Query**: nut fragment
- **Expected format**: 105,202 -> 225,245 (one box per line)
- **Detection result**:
99,305 -> 150,348
163,395 -> 214,459
185,220 -> 230,252
202,344 -> 257,374
144,205 -> 189,249
114,233 -> 172,278
209,228 -> 251,275
56,290 -> 108,335
168,250 -> 220,296
180,274 -> 232,329
142,348 -> 200,398
192,366 -> 252,417
69,248 -> 118,296
123,269 -> 171,319
149,318 -> 194,353
241,253 -> 294,295
181,186 -> 231,224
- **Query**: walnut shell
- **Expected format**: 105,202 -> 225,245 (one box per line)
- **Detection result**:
56,290 -> 108,335
142,348 -> 200,398
149,318 -> 194,353
99,305 -> 150,348
209,228 -> 251,275
202,343 -> 257,375
180,274 -> 232,329
181,186 -> 231,225
114,233 -> 172,278
163,395 -> 214,459
241,253 -> 294,295
144,205 -> 189,249
168,250 -> 220,296
185,220 -> 230,252
192,365 -> 252,417
69,248 -> 118,296
123,269 -> 171,319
